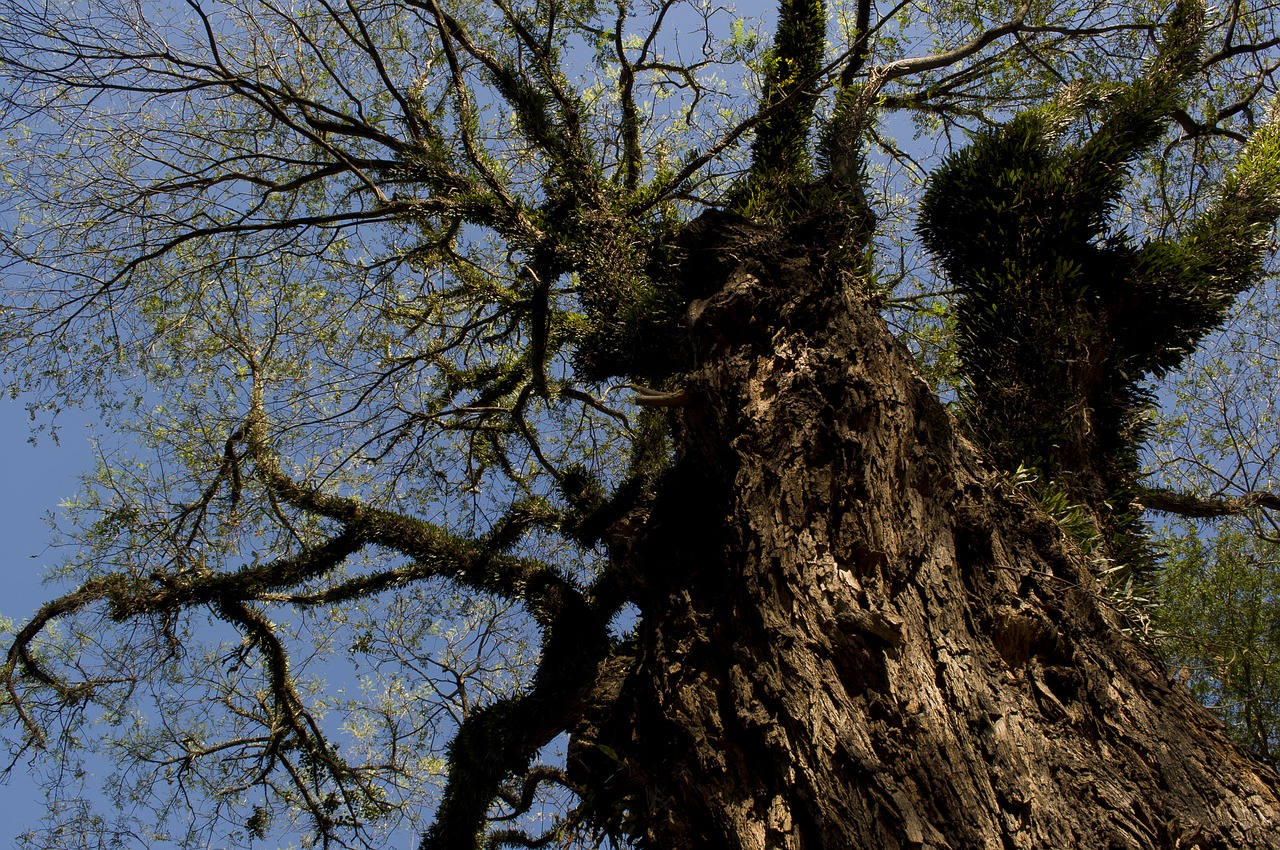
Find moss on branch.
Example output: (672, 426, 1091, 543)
(916, 0, 1280, 569)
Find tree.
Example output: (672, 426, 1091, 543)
(3, 0, 1280, 846)
(1145, 277, 1280, 766)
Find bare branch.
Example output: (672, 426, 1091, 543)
(1140, 487, 1280, 518)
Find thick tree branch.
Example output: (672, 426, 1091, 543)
(614, 4, 643, 190)
(241, 377, 582, 626)
(1139, 487, 1280, 517)
(421, 586, 611, 850)
(1, 527, 364, 747)
(879, 0, 1032, 81)
(838, 0, 874, 88)
(643, 0, 1035, 215)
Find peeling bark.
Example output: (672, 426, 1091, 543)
(569, 215, 1280, 849)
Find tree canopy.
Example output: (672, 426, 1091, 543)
(2, 0, 1280, 847)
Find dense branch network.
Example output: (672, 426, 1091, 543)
(1, 0, 1279, 847)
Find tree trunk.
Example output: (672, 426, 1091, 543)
(568, 214, 1280, 849)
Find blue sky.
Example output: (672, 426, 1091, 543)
(1, 398, 97, 847)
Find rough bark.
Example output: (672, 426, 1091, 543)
(568, 214, 1280, 849)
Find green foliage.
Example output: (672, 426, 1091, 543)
(736, 0, 828, 219)
(918, 0, 1280, 571)
(1154, 522, 1280, 765)
(1143, 247, 1280, 764)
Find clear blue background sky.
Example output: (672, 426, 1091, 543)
(1, 398, 97, 847)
